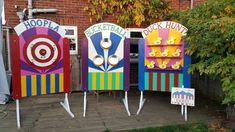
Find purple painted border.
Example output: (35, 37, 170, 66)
(124, 38, 130, 91)
(82, 38, 88, 91)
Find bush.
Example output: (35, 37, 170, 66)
(177, 0, 235, 104)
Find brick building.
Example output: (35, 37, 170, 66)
(3, 0, 206, 91)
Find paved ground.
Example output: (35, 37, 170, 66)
(0, 89, 225, 132)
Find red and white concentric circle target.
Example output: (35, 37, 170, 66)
(23, 35, 61, 70)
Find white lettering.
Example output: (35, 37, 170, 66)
(22, 19, 61, 33)
(84, 23, 127, 38)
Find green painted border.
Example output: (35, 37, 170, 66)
(104, 72, 108, 90)
(179, 74, 183, 87)
(88, 73, 92, 90)
(152, 73, 157, 91)
(120, 72, 124, 90)
(161, 73, 166, 91)
(170, 73, 174, 92)
(112, 73, 116, 90)
(144, 72, 149, 90)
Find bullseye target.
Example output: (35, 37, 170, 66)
(23, 35, 61, 70)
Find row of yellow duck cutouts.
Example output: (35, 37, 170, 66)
(148, 49, 182, 57)
(146, 61, 182, 70)
(151, 36, 178, 45)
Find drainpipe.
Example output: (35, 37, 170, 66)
(190, 0, 194, 9)
(32, 9, 57, 13)
(5, 27, 11, 72)
(28, 0, 33, 19)
(16, 11, 25, 22)
(28, 0, 57, 19)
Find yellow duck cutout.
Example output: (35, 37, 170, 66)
(167, 36, 176, 45)
(171, 61, 181, 70)
(172, 49, 181, 57)
(160, 49, 169, 57)
(149, 49, 157, 57)
(159, 61, 168, 69)
(147, 61, 155, 69)
(153, 37, 162, 45)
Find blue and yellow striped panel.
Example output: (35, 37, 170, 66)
(88, 72, 123, 91)
(21, 73, 64, 97)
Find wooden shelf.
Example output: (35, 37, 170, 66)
(146, 56, 182, 59)
(147, 44, 183, 47)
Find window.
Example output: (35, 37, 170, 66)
(125, 28, 143, 57)
(61, 26, 78, 55)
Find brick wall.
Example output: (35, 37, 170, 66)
(4, 0, 206, 90)
(5, 0, 118, 47)
(5, 0, 206, 45)
(170, 0, 205, 10)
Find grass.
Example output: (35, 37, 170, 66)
(121, 123, 209, 132)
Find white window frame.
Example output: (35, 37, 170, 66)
(125, 28, 144, 39)
(61, 26, 78, 55)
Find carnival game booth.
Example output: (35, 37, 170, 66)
(11, 19, 74, 128)
(137, 21, 191, 114)
(82, 22, 130, 116)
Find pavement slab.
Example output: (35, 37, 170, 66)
(0, 89, 225, 131)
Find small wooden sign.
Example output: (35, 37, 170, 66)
(171, 87, 195, 106)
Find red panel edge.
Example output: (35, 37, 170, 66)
(157, 73, 161, 91)
(149, 72, 153, 91)
(63, 38, 70, 93)
(166, 73, 170, 92)
(174, 73, 179, 87)
(11, 35, 21, 99)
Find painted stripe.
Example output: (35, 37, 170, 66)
(174, 73, 178, 87)
(108, 72, 112, 90)
(165, 28, 182, 65)
(90, 32, 104, 57)
(166, 73, 170, 92)
(138, 39, 145, 91)
(108, 33, 122, 56)
(124, 39, 130, 91)
(161, 73, 166, 91)
(112, 73, 116, 90)
(157, 73, 161, 91)
(120, 72, 123, 90)
(82, 38, 88, 91)
(104, 72, 108, 90)
(152, 72, 157, 91)
(41, 74, 46, 94)
(92, 73, 96, 90)
(21, 76, 26, 97)
(144, 72, 149, 90)
(170, 73, 174, 92)
(11, 35, 21, 99)
(96, 72, 100, 90)
(46, 74, 50, 94)
(55, 74, 59, 93)
(26, 75, 31, 97)
(31, 75, 37, 96)
(87, 72, 124, 91)
(116, 72, 120, 90)
(179, 74, 183, 87)
(50, 74, 55, 93)
(146, 29, 161, 65)
(59, 73, 64, 92)
(63, 38, 71, 93)
(36, 75, 41, 95)
(149, 72, 153, 91)
(100, 72, 104, 90)
(183, 50, 191, 88)
(88, 73, 92, 90)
